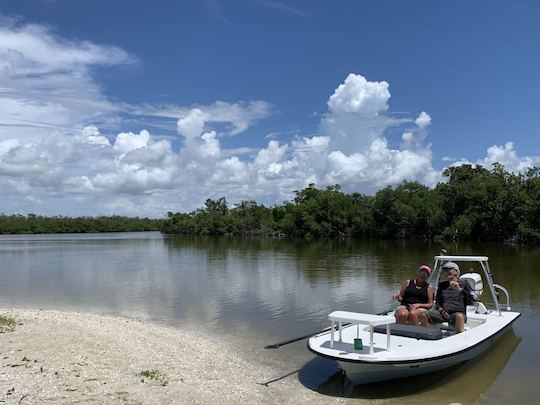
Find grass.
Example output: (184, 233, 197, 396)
(137, 369, 169, 386)
(0, 315, 18, 332)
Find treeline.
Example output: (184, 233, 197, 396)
(0, 215, 164, 234)
(163, 164, 540, 244)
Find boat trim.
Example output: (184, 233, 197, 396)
(307, 314, 520, 365)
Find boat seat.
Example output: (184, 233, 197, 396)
(373, 323, 443, 340)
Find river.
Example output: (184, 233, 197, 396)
(0, 232, 538, 404)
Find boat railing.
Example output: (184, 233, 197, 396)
(493, 284, 511, 311)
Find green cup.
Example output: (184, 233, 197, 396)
(354, 338, 363, 350)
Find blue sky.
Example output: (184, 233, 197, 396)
(0, 0, 538, 216)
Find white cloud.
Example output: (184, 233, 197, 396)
(321, 74, 407, 155)
(444, 142, 538, 173)
(253, 140, 288, 168)
(0, 69, 441, 215)
(0, 18, 130, 75)
(113, 130, 153, 155)
(327, 73, 390, 115)
(402, 111, 431, 150)
(480, 141, 538, 172)
(119, 100, 272, 136)
(325, 138, 437, 189)
(1, 17, 537, 217)
(415, 111, 431, 130)
(0, 18, 132, 144)
(199, 101, 271, 135)
(0, 16, 271, 146)
(177, 109, 206, 139)
(255, 0, 307, 19)
(82, 125, 110, 146)
(319, 75, 439, 190)
(0, 139, 51, 176)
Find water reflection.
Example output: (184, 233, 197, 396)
(0, 233, 539, 403)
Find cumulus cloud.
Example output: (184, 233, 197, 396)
(161, 73, 440, 204)
(402, 111, 431, 149)
(318, 75, 438, 190)
(177, 109, 206, 140)
(415, 111, 431, 129)
(1, 17, 536, 217)
(325, 135, 437, 190)
(481, 142, 537, 172)
(445, 141, 539, 174)
(321, 74, 406, 154)
(327, 73, 390, 115)
(0, 69, 441, 215)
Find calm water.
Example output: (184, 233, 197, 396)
(0, 232, 539, 404)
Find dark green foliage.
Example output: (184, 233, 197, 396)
(372, 182, 445, 239)
(280, 184, 373, 238)
(162, 164, 540, 244)
(438, 164, 538, 242)
(0, 215, 163, 234)
(3, 164, 537, 242)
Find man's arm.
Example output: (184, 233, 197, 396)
(462, 281, 475, 306)
(435, 283, 443, 307)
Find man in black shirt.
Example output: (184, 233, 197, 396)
(427, 262, 474, 333)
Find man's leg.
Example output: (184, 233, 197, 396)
(427, 307, 444, 325)
(451, 313, 465, 333)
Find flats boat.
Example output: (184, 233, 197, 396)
(307, 255, 520, 385)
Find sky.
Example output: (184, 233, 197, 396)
(0, 0, 538, 217)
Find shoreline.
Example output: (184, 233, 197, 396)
(0, 308, 348, 404)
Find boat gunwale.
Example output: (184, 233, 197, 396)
(307, 313, 520, 365)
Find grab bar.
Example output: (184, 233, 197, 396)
(493, 284, 511, 311)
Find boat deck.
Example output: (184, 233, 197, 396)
(308, 308, 520, 364)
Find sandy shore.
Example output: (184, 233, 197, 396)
(0, 308, 353, 404)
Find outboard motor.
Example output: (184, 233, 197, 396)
(460, 273, 483, 297)
(460, 273, 488, 314)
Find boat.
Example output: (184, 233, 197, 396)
(307, 255, 521, 385)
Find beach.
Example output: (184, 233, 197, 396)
(0, 308, 348, 404)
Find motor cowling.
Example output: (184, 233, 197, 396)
(459, 272, 483, 297)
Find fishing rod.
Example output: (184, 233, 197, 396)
(256, 368, 301, 386)
(264, 307, 394, 349)
(264, 324, 349, 349)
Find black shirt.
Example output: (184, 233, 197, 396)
(402, 279, 430, 306)
(436, 279, 474, 314)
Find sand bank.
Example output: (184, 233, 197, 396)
(0, 308, 351, 404)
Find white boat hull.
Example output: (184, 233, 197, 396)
(308, 309, 520, 385)
(338, 324, 509, 384)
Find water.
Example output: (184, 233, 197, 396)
(0, 232, 539, 404)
